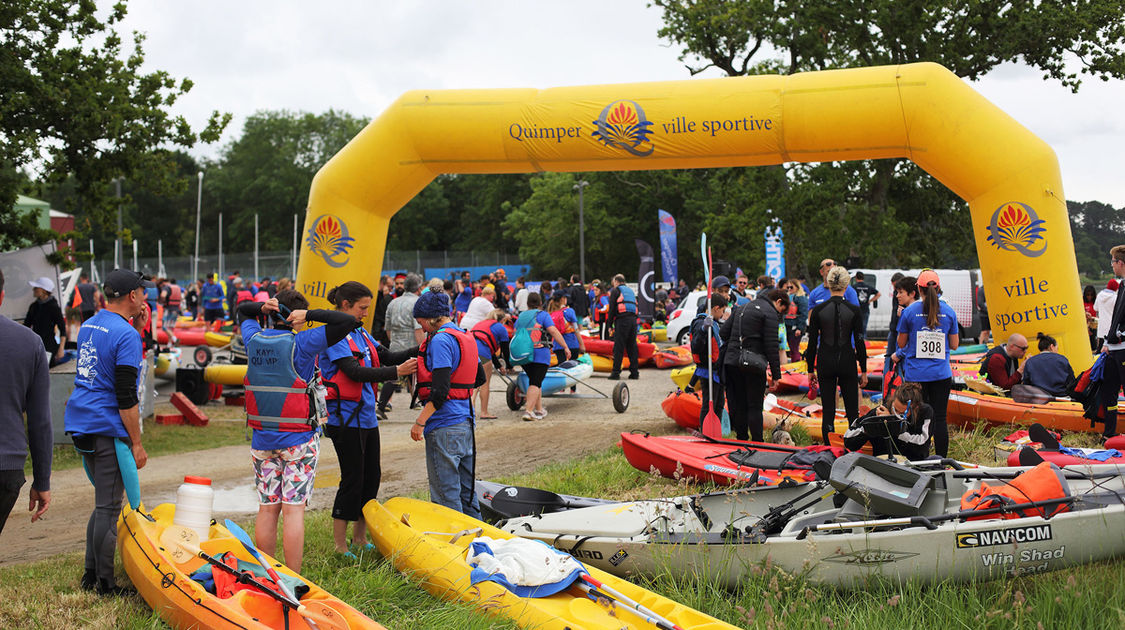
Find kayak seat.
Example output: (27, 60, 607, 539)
(726, 449, 793, 471)
(828, 453, 934, 517)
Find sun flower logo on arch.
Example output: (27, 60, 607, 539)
(592, 100, 655, 157)
(305, 214, 355, 268)
(985, 202, 1047, 258)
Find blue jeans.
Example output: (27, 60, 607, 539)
(423, 421, 481, 519)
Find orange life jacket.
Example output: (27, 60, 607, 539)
(166, 284, 182, 307)
(416, 326, 478, 403)
(323, 329, 381, 402)
(960, 462, 1071, 520)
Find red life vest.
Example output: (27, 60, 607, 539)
(416, 326, 478, 404)
(593, 295, 609, 323)
(167, 284, 182, 307)
(550, 309, 576, 335)
(960, 462, 1070, 520)
(236, 289, 254, 304)
(324, 329, 381, 403)
(254, 290, 269, 303)
(243, 331, 322, 432)
(470, 319, 500, 355)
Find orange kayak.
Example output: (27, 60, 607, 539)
(652, 345, 693, 369)
(947, 390, 1096, 433)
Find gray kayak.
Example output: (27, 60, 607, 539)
(499, 453, 1125, 587)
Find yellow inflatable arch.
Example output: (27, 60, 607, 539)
(299, 62, 1089, 370)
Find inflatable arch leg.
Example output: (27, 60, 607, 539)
(298, 62, 1089, 371)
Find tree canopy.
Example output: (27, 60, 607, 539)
(0, 0, 229, 259)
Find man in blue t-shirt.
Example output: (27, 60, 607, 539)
(409, 289, 485, 518)
(807, 258, 859, 310)
(64, 269, 149, 596)
(200, 273, 226, 322)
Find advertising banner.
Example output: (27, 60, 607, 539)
(658, 209, 677, 285)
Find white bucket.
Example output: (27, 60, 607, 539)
(173, 475, 214, 541)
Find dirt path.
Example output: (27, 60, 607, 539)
(2, 368, 677, 567)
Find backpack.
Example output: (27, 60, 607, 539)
(550, 309, 571, 334)
(689, 314, 719, 365)
(509, 309, 544, 366)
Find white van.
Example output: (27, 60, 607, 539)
(850, 268, 981, 338)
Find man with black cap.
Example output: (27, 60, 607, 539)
(64, 269, 150, 596)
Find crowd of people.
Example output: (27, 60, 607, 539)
(4, 244, 1123, 595)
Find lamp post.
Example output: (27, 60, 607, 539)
(573, 179, 589, 284)
(193, 171, 203, 281)
(114, 177, 123, 268)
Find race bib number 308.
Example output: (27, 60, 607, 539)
(916, 330, 946, 360)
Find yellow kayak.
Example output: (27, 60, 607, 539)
(204, 364, 247, 386)
(363, 497, 739, 630)
(120, 504, 385, 629)
(670, 365, 693, 390)
(205, 331, 233, 347)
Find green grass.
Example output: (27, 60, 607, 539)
(26, 421, 249, 474)
(5, 421, 1124, 629)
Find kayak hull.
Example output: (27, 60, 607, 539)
(204, 364, 247, 386)
(620, 432, 818, 486)
(363, 497, 740, 630)
(583, 338, 656, 363)
(516, 361, 593, 396)
(501, 460, 1125, 587)
(119, 504, 384, 629)
(947, 390, 1097, 433)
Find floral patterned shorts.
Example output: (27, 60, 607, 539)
(251, 435, 319, 505)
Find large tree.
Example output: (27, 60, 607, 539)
(0, 0, 229, 258)
(650, 0, 1125, 272)
(201, 109, 369, 255)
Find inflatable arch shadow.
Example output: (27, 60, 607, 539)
(299, 62, 1089, 370)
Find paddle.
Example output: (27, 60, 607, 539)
(159, 525, 349, 630)
(700, 233, 721, 439)
(796, 494, 1082, 539)
(577, 573, 686, 630)
(224, 519, 330, 630)
(489, 485, 577, 518)
(689, 430, 803, 454)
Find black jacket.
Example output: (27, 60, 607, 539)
(719, 295, 782, 380)
(568, 284, 589, 318)
(1106, 284, 1125, 344)
(805, 296, 866, 373)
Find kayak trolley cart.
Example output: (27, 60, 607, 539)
(505, 364, 629, 413)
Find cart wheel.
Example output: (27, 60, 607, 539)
(506, 381, 525, 410)
(194, 346, 213, 368)
(612, 382, 629, 413)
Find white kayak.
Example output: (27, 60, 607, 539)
(501, 453, 1125, 587)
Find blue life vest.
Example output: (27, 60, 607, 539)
(244, 331, 324, 432)
(616, 286, 637, 314)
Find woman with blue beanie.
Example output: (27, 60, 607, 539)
(410, 288, 485, 517)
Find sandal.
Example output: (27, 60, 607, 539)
(479, 414, 498, 420)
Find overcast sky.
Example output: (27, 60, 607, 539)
(115, 0, 1125, 207)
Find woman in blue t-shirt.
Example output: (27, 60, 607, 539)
(548, 290, 586, 393)
(318, 281, 418, 557)
(469, 309, 511, 420)
(892, 269, 959, 457)
(520, 292, 569, 421)
(237, 290, 354, 572)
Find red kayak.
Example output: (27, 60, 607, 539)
(172, 328, 208, 346)
(620, 432, 841, 486)
(583, 338, 656, 363)
(661, 389, 723, 430)
(652, 346, 693, 369)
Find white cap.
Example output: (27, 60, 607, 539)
(28, 277, 55, 293)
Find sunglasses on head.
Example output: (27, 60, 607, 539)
(821, 262, 834, 268)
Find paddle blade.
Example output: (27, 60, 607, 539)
(160, 524, 202, 564)
(489, 485, 567, 518)
(701, 407, 722, 439)
(224, 518, 256, 550)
